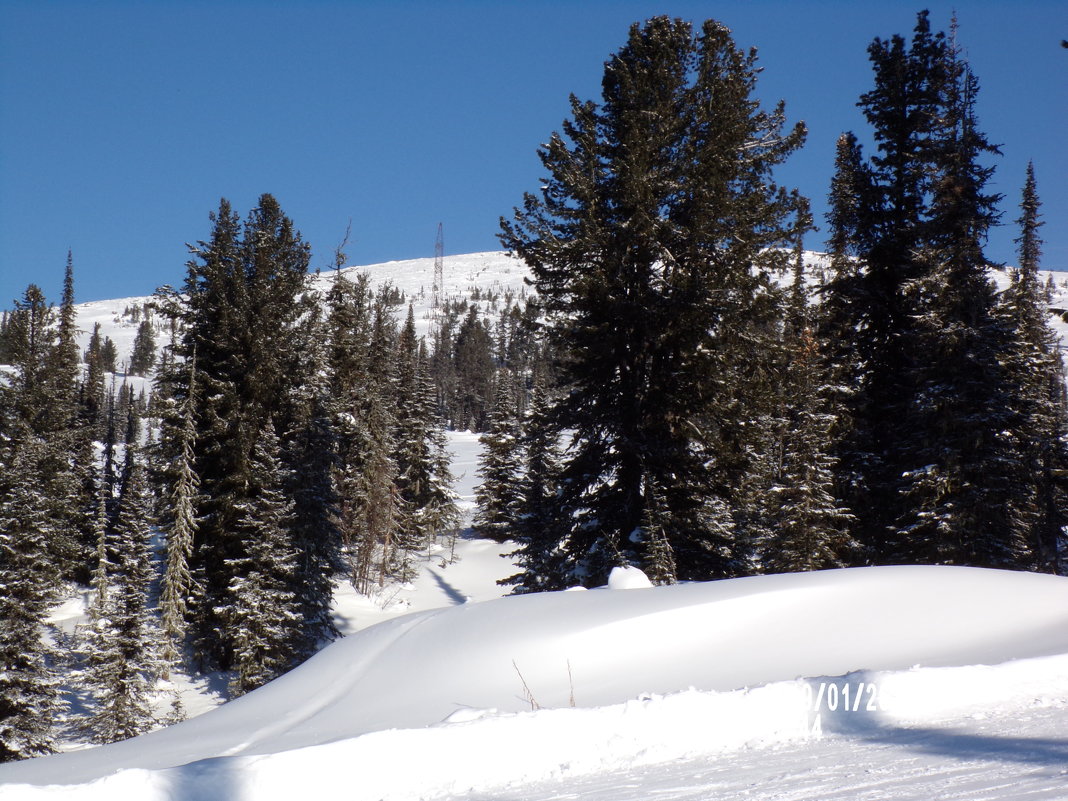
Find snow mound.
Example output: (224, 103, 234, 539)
(4, 565, 1068, 793)
(607, 565, 653, 589)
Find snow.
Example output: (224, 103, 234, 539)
(7, 253, 1068, 799)
(607, 565, 653, 589)
(4, 565, 1068, 799)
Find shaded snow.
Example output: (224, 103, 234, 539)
(4, 565, 1068, 799)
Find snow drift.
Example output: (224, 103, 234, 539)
(3, 564, 1068, 798)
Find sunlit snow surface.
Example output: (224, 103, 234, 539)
(3, 566, 1068, 799)
(6, 254, 1066, 799)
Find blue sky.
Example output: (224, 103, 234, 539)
(1, 0, 1064, 305)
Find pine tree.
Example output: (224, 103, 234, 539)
(81, 413, 160, 743)
(823, 11, 1035, 568)
(500, 17, 805, 585)
(474, 369, 524, 542)
(159, 355, 199, 668)
(100, 337, 118, 373)
(451, 306, 495, 431)
(1000, 164, 1068, 573)
(392, 305, 432, 569)
(129, 317, 157, 377)
(157, 194, 316, 671)
(50, 252, 82, 428)
(224, 421, 302, 696)
(754, 233, 857, 573)
(6, 285, 56, 439)
(502, 380, 571, 593)
(283, 300, 343, 656)
(0, 434, 64, 761)
(889, 33, 1022, 567)
(0, 311, 10, 364)
(362, 298, 411, 584)
(761, 326, 857, 572)
(81, 322, 107, 434)
(823, 12, 952, 561)
(393, 308, 460, 567)
(4, 283, 83, 579)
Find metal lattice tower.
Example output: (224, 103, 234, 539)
(433, 222, 444, 311)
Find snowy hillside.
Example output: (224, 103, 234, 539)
(70, 249, 1068, 378)
(3, 566, 1068, 799)
(6, 252, 1068, 799)
(68, 250, 532, 374)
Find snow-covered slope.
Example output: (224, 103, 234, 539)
(3, 565, 1068, 799)
(70, 249, 1068, 374)
(8, 253, 1066, 799)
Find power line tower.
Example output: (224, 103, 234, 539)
(433, 222, 444, 312)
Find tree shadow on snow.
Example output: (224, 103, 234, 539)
(428, 568, 469, 605)
(806, 670, 1068, 768)
(163, 754, 243, 801)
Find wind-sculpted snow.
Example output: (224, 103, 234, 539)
(3, 565, 1068, 799)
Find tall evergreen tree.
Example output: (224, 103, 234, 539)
(0, 433, 64, 761)
(81, 322, 108, 435)
(283, 300, 343, 655)
(474, 369, 524, 542)
(159, 355, 199, 668)
(823, 12, 952, 561)
(3, 283, 83, 579)
(50, 252, 82, 430)
(501, 380, 570, 593)
(129, 318, 157, 377)
(761, 250, 856, 572)
(224, 421, 302, 697)
(890, 34, 1023, 566)
(451, 306, 495, 431)
(81, 412, 160, 743)
(157, 194, 317, 670)
(393, 307, 460, 568)
(999, 164, 1068, 573)
(823, 12, 1035, 568)
(500, 16, 805, 585)
(99, 337, 118, 373)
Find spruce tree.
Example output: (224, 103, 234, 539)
(393, 308, 460, 567)
(100, 337, 118, 373)
(283, 300, 343, 656)
(474, 369, 524, 542)
(326, 269, 374, 574)
(0, 433, 64, 761)
(50, 252, 82, 430)
(500, 16, 805, 585)
(6, 285, 56, 440)
(824, 11, 1033, 568)
(4, 283, 83, 579)
(81, 413, 160, 743)
(81, 322, 107, 435)
(824, 12, 952, 561)
(1000, 164, 1068, 573)
(224, 421, 302, 696)
(451, 306, 495, 431)
(364, 298, 412, 584)
(159, 355, 199, 668)
(761, 267, 857, 572)
(891, 37, 1022, 566)
(129, 317, 157, 377)
(501, 380, 570, 593)
(157, 194, 318, 671)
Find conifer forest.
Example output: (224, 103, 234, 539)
(1, 12, 1065, 760)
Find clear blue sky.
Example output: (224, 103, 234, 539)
(1, 0, 1064, 305)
